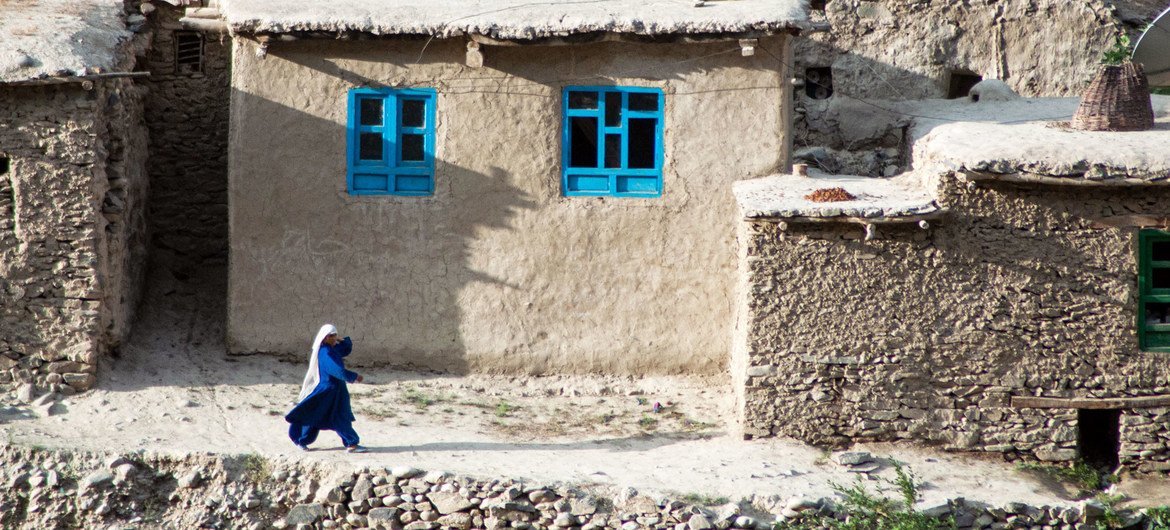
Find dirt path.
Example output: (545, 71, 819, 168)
(0, 268, 1157, 510)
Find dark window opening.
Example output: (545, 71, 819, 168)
(401, 134, 424, 162)
(359, 99, 382, 126)
(174, 32, 204, 74)
(0, 157, 8, 175)
(627, 118, 657, 169)
(358, 133, 382, 161)
(569, 117, 598, 168)
(947, 71, 982, 99)
(401, 99, 425, 127)
(1155, 268, 1170, 290)
(1153, 241, 1170, 262)
(805, 67, 833, 100)
(810, 0, 827, 10)
(568, 91, 599, 110)
(1078, 409, 1121, 471)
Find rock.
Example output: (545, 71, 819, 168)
(835, 452, 873, 466)
(369, 507, 401, 522)
(437, 512, 473, 530)
(15, 383, 34, 403)
(554, 513, 578, 527)
(621, 522, 639, 530)
(178, 471, 202, 489)
(784, 497, 820, 512)
(733, 516, 756, 528)
(529, 489, 556, 504)
(1035, 448, 1077, 462)
(968, 79, 1019, 103)
(688, 514, 714, 530)
(617, 486, 638, 504)
(392, 466, 423, 479)
(286, 503, 327, 525)
(423, 470, 451, 484)
(428, 491, 474, 515)
(353, 475, 374, 502)
(79, 471, 114, 491)
(845, 462, 881, 473)
(569, 496, 598, 516)
(29, 392, 56, 407)
(62, 373, 95, 391)
(112, 463, 137, 485)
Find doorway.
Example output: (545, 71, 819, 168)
(1078, 409, 1121, 471)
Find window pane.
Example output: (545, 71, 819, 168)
(569, 117, 598, 168)
(628, 92, 659, 111)
(402, 99, 425, 127)
(1154, 241, 1170, 262)
(605, 93, 622, 127)
(604, 134, 621, 168)
(627, 118, 657, 169)
(1154, 268, 1170, 289)
(1147, 302, 1170, 324)
(568, 91, 599, 110)
(359, 99, 382, 126)
(401, 134, 425, 161)
(359, 133, 383, 160)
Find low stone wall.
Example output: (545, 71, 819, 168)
(736, 173, 1170, 470)
(0, 79, 149, 395)
(0, 444, 1155, 530)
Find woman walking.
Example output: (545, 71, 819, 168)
(286, 324, 368, 453)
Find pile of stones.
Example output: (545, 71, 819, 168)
(0, 443, 1165, 530)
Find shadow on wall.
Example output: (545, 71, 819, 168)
(227, 81, 536, 374)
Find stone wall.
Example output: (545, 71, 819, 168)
(736, 173, 1170, 470)
(0, 79, 150, 394)
(792, 0, 1164, 175)
(141, 4, 231, 268)
(0, 444, 1153, 530)
(227, 36, 792, 374)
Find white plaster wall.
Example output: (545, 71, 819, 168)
(227, 36, 790, 374)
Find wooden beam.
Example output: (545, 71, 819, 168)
(1011, 395, 1170, 409)
(747, 211, 945, 225)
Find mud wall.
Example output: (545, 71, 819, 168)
(227, 36, 792, 374)
(737, 173, 1170, 471)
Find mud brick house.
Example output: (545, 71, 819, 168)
(213, 0, 808, 373)
(0, 0, 150, 394)
(733, 97, 1170, 472)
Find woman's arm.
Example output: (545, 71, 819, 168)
(319, 346, 360, 383)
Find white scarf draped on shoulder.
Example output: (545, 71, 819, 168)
(297, 324, 336, 404)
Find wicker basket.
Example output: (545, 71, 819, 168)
(1071, 62, 1154, 132)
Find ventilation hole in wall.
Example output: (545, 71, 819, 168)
(805, 67, 833, 100)
(174, 32, 204, 74)
(0, 157, 8, 175)
(810, 0, 827, 10)
(947, 71, 982, 99)
(1078, 409, 1121, 471)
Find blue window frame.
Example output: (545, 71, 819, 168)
(562, 86, 664, 198)
(346, 88, 437, 196)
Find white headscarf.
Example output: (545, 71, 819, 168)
(297, 324, 337, 403)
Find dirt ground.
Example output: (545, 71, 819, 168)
(1, 267, 1167, 510)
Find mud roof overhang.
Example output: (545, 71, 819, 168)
(216, 0, 809, 43)
(0, 0, 133, 85)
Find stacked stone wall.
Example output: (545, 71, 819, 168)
(141, 5, 230, 268)
(0, 80, 149, 395)
(0, 444, 1156, 530)
(737, 173, 1170, 470)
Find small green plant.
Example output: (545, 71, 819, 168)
(680, 492, 731, 506)
(402, 387, 448, 409)
(1102, 34, 1132, 65)
(240, 453, 270, 483)
(495, 401, 517, 418)
(638, 415, 659, 430)
(1015, 461, 1110, 496)
(1093, 492, 1127, 530)
(777, 462, 955, 530)
(1146, 506, 1170, 530)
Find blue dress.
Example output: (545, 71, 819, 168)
(286, 337, 361, 447)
